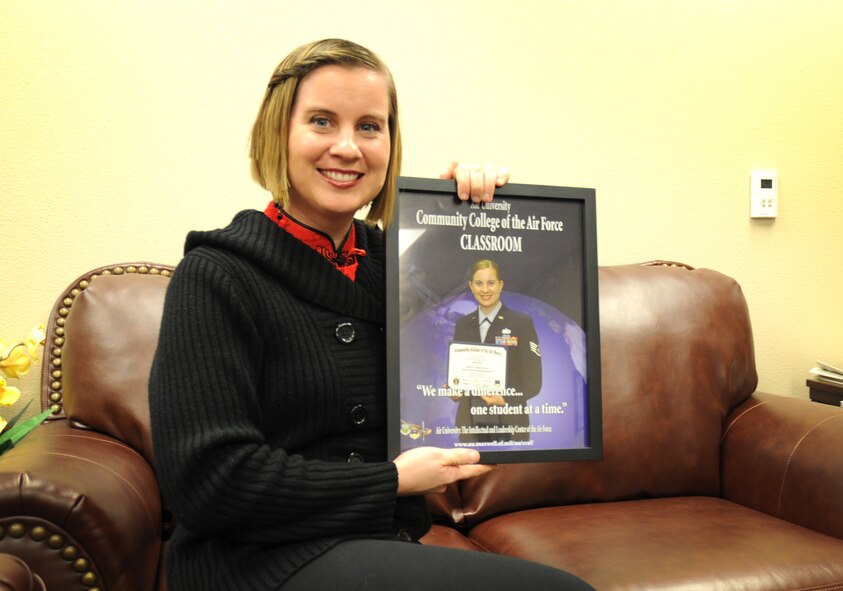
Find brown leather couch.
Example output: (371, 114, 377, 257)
(1, 261, 842, 590)
(0, 553, 45, 590)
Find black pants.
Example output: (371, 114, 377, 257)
(283, 539, 595, 590)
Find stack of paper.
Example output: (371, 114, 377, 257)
(810, 360, 843, 385)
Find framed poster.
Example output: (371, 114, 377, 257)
(386, 177, 602, 463)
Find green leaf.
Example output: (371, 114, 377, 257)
(3, 399, 33, 431)
(0, 407, 54, 455)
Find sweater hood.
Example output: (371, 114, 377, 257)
(184, 210, 385, 323)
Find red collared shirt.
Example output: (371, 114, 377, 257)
(263, 201, 366, 281)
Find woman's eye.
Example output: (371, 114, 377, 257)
(359, 122, 381, 134)
(311, 116, 330, 128)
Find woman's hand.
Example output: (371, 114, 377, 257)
(440, 162, 510, 203)
(393, 446, 494, 496)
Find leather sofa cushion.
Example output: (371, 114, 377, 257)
(466, 497, 843, 590)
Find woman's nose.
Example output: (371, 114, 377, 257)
(329, 129, 362, 159)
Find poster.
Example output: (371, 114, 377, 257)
(386, 177, 602, 463)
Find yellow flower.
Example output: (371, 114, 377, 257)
(24, 324, 46, 362)
(0, 342, 33, 379)
(0, 375, 21, 406)
(0, 325, 43, 379)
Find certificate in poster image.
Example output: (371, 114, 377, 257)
(447, 342, 508, 393)
(386, 177, 603, 464)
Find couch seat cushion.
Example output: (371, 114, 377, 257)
(464, 497, 843, 590)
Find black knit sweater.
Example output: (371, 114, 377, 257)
(149, 210, 430, 590)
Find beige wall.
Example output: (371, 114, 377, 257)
(2, 1, 842, 419)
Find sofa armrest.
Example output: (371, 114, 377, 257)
(722, 391, 843, 540)
(0, 419, 162, 590)
(0, 552, 46, 591)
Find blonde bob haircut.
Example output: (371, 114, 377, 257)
(249, 38, 401, 228)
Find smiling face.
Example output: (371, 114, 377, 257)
(469, 266, 504, 315)
(285, 65, 390, 244)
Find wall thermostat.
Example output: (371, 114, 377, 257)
(750, 171, 778, 218)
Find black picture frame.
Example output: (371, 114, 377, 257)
(386, 177, 602, 463)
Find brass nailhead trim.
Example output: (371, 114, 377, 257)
(9, 523, 25, 538)
(48, 534, 65, 549)
(0, 522, 101, 589)
(47, 264, 172, 415)
(61, 546, 78, 560)
(81, 572, 98, 586)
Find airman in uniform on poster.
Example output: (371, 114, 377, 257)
(451, 259, 542, 443)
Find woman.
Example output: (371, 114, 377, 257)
(149, 38, 593, 590)
(451, 258, 542, 443)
